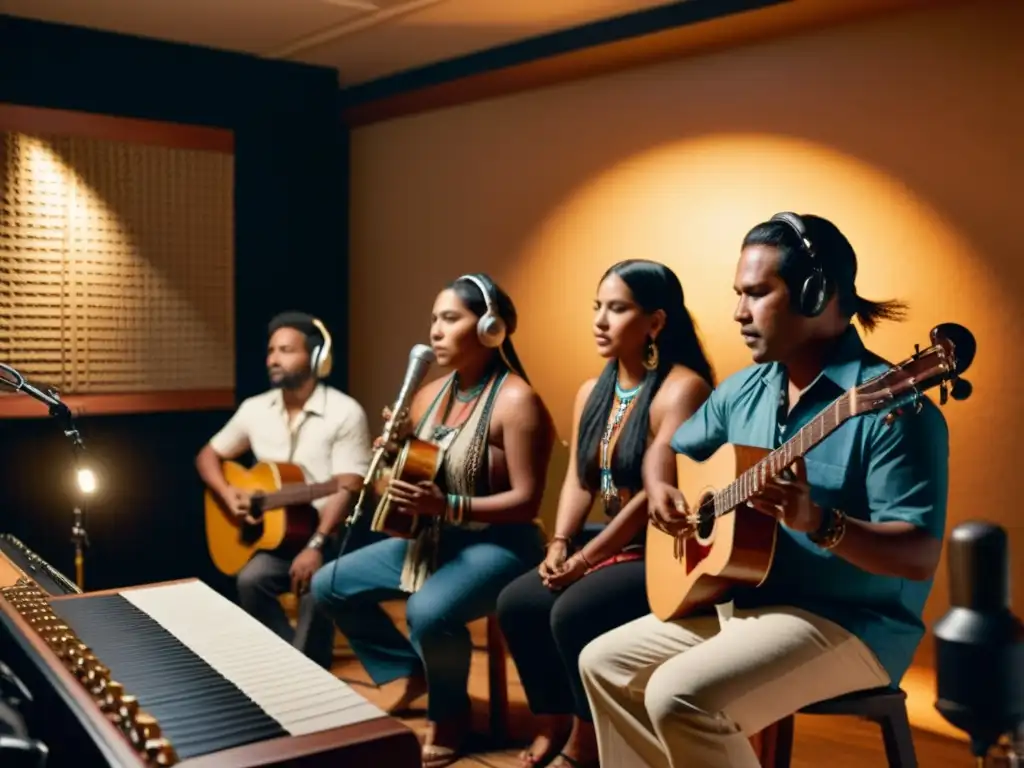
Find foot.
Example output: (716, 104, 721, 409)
(517, 715, 572, 767)
(550, 718, 599, 768)
(421, 715, 468, 768)
(381, 673, 428, 715)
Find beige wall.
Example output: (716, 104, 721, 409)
(348, 0, 1022, 686)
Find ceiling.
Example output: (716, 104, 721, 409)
(0, 0, 685, 86)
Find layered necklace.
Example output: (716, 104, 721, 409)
(599, 379, 643, 514)
(432, 374, 488, 442)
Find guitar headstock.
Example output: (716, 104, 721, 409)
(853, 322, 976, 418)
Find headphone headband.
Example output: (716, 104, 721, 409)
(457, 273, 507, 349)
(310, 316, 333, 379)
(769, 212, 830, 317)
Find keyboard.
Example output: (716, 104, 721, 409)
(0, 534, 80, 596)
(0, 574, 420, 766)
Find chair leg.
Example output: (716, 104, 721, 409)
(486, 615, 509, 746)
(767, 715, 795, 768)
(877, 705, 918, 768)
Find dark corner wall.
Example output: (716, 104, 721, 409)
(0, 14, 350, 598)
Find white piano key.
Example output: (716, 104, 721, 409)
(121, 580, 386, 735)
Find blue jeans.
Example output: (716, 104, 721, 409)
(311, 523, 543, 720)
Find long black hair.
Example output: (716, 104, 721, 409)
(449, 273, 531, 383)
(576, 259, 714, 492)
(742, 214, 908, 332)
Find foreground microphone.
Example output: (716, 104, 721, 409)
(338, 344, 435, 546)
(934, 521, 1024, 760)
(0, 363, 72, 422)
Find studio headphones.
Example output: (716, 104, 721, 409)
(309, 317, 333, 379)
(769, 212, 832, 318)
(457, 274, 507, 348)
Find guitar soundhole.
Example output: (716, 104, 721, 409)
(695, 496, 715, 540)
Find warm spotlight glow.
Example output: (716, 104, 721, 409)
(76, 467, 97, 496)
(505, 132, 1005, 440)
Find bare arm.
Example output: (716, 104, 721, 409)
(196, 407, 251, 501)
(585, 370, 712, 562)
(828, 520, 942, 581)
(462, 380, 556, 525)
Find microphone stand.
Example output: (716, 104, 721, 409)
(0, 364, 91, 590)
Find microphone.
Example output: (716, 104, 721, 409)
(934, 521, 1024, 760)
(0, 363, 72, 422)
(338, 344, 435, 545)
(378, 343, 436, 449)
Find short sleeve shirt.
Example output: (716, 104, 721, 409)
(209, 384, 372, 510)
(669, 326, 950, 684)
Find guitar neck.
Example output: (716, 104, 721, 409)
(713, 391, 853, 517)
(260, 480, 339, 509)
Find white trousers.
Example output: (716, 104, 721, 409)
(579, 605, 890, 767)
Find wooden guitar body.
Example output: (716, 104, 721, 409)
(205, 460, 321, 577)
(369, 437, 444, 539)
(646, 445, 804, 622)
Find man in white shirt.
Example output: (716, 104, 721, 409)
(196, 311, 372, 668)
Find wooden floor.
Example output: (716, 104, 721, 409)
(332, 650, 969, 767)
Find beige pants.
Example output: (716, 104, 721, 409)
(578, 605, 890, 768)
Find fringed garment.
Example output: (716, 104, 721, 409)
(398, 368, 508, 593)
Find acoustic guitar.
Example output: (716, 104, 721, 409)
(646, 322, 976, 622)
(205, 461, 340, 576)
(367, 437, 444, 539)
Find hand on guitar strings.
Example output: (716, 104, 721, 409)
(747, 472, 823, 534)
(388, 479, 447, 518)
(647, 480, 698, 537)
(223, 486, 258, 525)
(289, 548, 323, 596)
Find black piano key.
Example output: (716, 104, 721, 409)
(49, 594, 288, 759)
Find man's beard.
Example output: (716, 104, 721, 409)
(269, 369, 311, 390)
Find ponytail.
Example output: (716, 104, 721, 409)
(852, 294, 909, 333)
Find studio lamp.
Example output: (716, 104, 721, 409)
(71, 465, 96, 590)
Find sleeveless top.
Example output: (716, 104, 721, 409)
(592, 382, 650, 554)
(398, 368, 509, 593)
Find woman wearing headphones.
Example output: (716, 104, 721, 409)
(494, 260, 715, 768)
(311, 273, 555, 768)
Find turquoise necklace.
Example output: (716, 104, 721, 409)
(599, 379, 643, 513)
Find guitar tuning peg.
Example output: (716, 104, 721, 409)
(914, 343, 921, 357)
(950, 377, 973, 401)
(939, 382, 948, 406)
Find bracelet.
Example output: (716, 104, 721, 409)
(549, 534, 571, 547)
(445, 493, 471, 525)
(576, 549, 594, 569)
(808, 508, 847, 550)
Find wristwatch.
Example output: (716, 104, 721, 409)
(808, 508, 847, 550)
(306, 532, 327, 551)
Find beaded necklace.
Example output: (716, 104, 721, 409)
(599, 379, 642, 514)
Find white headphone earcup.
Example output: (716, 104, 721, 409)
(478, 314, 507, 348)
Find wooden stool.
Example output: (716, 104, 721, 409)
(761, 687, 917, 767)
(485, 614, 510, 745)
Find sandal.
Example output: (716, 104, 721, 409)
(550, 753, 599, 768)
(422, 743, 462, 768)
(518, 747, 561, 767)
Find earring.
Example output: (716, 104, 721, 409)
(643, 338, 659, 371)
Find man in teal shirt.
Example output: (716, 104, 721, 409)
(579, 213, 949, 768)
